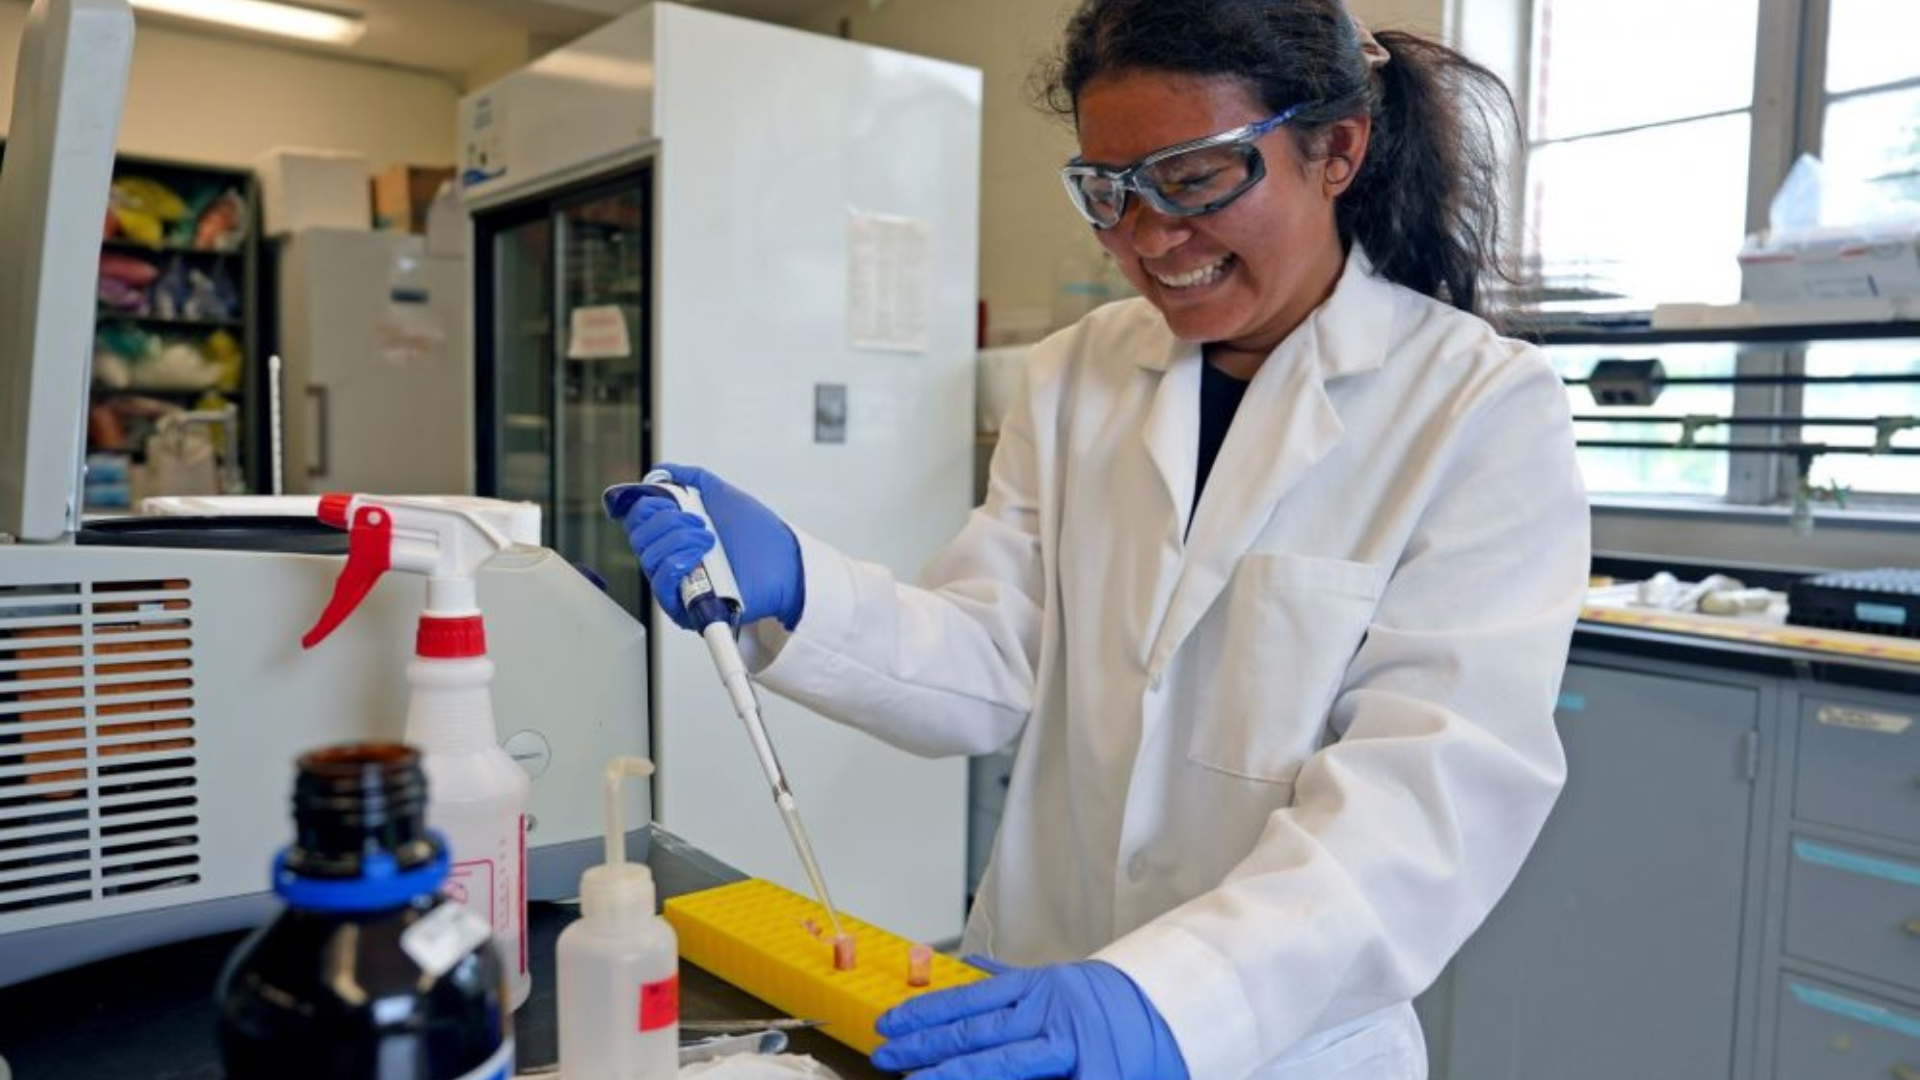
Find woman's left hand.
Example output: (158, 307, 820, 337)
(871, 958, 1188, 1080)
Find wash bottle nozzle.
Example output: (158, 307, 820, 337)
(584, 756, 658, 927)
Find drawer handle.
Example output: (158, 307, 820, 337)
(1795, 841, 1920, 888)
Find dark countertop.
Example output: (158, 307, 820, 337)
(0, 827, 884, 1080)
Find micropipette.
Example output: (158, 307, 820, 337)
(605, 474, 847, 945)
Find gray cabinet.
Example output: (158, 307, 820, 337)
(1424, 643, 1920, 1080)
(1426, 659, 1766, 1080)
(1763, 685, 1920, 1080)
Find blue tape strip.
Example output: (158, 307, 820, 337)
(1788, 982, 1920, 1041)
(1793, 839, 1920, 888)
(1557, 692, 1587, 714)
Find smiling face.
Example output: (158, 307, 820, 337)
(1076, 70, 1360, 361)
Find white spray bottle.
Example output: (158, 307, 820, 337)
(557, 757, 678, 1080)
(302, 492, 534, 1010)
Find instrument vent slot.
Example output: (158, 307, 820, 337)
(0, 579, 202, 915)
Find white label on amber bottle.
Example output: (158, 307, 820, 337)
(402, 901, 492, 979)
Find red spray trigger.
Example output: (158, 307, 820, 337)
(302, 504, 395, 649)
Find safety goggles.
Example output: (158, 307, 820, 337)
(1061, 102, 1314, 230)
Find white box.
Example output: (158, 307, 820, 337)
(1739, 230, 1920, 304)
(251, 146, 370, 235)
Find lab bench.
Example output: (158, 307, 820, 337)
(0, 826, 886, 1080)
(1420, 616, 1920, 1080)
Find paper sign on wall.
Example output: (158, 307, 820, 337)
(848, 211, 930, 354)
(568, 305, 632, 360)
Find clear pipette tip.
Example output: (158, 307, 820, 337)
(776, 791, 845, 943)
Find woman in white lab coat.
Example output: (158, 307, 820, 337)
(611, 1, 1589, 1077)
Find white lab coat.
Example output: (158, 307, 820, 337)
(747, 249, 1589, 1080)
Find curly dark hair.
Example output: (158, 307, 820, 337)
(1037, 0, 1519, 317)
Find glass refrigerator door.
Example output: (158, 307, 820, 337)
(553, 181, 649, 618)
(479, 170, 651, 619)
(490, 215, 554, 514)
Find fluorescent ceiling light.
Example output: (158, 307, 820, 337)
(129, 0, 366, 46)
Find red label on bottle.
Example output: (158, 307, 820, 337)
(639, 974, 679, 1032)
(517, 815, 527, 976)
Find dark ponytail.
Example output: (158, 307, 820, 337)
(1037, 0, 1520, 318)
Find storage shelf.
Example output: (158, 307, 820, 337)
(90, 386, 227, 400)
(1524, 319, 1920, 346)
(101, 239, 244, 257)
(97, 311, 243, 330)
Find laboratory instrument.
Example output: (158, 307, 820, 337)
(217, 742, 512, 1080)
(1788, 567, 1920, 638)
(302, 493, 534, 1009)
(556, 756, 679, 1080)
(608, 474, 844, 945)
(0, 4, 643, 980)
(461, 1, 980, 942)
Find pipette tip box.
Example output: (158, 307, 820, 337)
(663, 878, 985, 1053)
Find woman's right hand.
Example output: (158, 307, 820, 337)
(603, 463, 806, 631)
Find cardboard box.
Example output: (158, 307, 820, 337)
(373, 164, 456, 234)
(1739, 229, 1920, 304)
(253, 147, 370, 235)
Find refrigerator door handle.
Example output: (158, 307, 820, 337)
(306, 383, 330, 479)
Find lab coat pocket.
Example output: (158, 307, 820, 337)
(1187, 552, 1388, 783)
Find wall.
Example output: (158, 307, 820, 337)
(801, 0, 1448, 342)
(0, 4, 458, 172)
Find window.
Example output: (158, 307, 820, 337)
(1524, 0, 1759, 303)
(1503, 0, 1920, 508)
(1819, 0, 1920, 217)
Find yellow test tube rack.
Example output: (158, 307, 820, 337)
(663, 878, 985, 1053)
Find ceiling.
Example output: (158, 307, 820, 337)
(120, 0, 849, 84)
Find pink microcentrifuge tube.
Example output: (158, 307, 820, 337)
(832, 934, 857, 971)
(907, 944, 933, 987)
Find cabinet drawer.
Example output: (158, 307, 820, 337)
(1796, 696, 1920, 845)
(1785, 839, 1920, 993)
(1776, 977, 1920, 1080)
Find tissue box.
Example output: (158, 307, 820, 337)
(253, 147, 371, 235)
(1739, 230, 1920, 304)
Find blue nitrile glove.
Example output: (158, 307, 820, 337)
(872, 958, 1189, 1080)
(603, 463, 805, 631)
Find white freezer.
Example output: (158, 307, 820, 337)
(276, 229, 472, 496)
(461, 3, 982, 943)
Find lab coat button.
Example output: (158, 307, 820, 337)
(1126, 852, 1146, 881)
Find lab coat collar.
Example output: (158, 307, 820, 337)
(1142, 246, 1396, 678)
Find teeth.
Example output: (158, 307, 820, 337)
(1152, 256, 1231, 289)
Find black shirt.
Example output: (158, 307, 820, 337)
(1194, 357, 1251, 516)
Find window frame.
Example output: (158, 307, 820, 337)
(1454, 0, 1920, 520)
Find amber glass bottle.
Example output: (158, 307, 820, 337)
(218, 743, 512, 1079)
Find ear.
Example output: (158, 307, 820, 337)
(1321, 115, 1372, 196)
